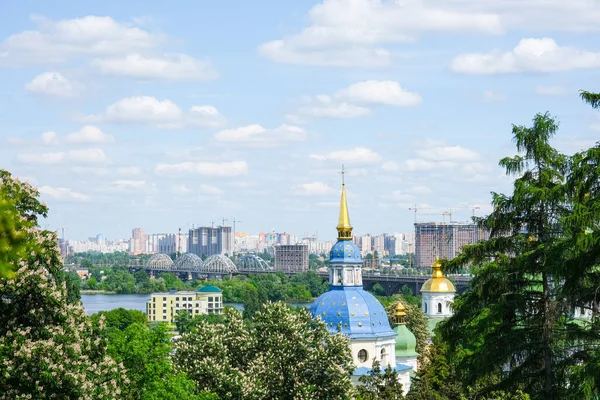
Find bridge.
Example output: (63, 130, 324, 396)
(74, 253, 471, 295)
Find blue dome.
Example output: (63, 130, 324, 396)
(309, 286, 396, 339)
(329, 240, 362, 264)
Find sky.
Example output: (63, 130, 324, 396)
(1, 0, 599, 241)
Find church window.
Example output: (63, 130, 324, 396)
(358, 349, 368, 363)
(380, 348, 387, 365)
(424, 303, 427, 313)
(580, 307, 585, 315)
(438, 303, 442, 313)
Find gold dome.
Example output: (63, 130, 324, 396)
(420, 258, 456, 293)
(394, 301, 407, 325)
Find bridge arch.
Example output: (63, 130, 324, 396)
(203, 254, 238, 274)
(175, 253, 204, 271)
(147, 254, 174, 271)
(237, 254, 271, 271)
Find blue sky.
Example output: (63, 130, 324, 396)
(1, 0, 599, 240)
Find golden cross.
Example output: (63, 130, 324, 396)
(339, 164, 345, 185)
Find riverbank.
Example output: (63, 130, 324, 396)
(81, 290, 117, 294)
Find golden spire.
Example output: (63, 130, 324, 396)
(432, 256, 444, 279)
(336, 165, 352, 240)
(394, 301, 407, 325)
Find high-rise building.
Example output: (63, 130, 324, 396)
(360, 235, 372, 256)
(274, 244, 309, 271)
(129, 228, 148, 255)
(373, 235, 385, 256)
(188, 226, 232, 257)
(414, 222, 490, 268)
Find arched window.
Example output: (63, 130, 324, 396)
(438, 303, 442, 313)
(358, 349, 368, 363)
(580, 307, 586, 316)
(424, 303, 427, 313)
(380, 348, 387, 366)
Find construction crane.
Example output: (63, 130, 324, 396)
(408, 205, 433, 224)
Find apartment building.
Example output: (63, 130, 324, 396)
(146, 286, 223, 323)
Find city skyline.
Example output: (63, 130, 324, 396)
(2, 1, 599, 240)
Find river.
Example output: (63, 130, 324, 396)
(80, 294, 309, 315)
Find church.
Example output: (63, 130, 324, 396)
(309, 177, 456, 394)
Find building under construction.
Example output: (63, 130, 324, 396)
(414, 222, 490, 268)
(274, 244, 309, 272)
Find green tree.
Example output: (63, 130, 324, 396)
(440, 113, 573, 399)
(0, 170, 126, 399)
(106, 322, 205, 399)
(92, 307, 147, 331)
(173, 303, 354, 399)
(56, 269, 82, 304)
(384, 298, 428, 360)
(86, 276, 99, 290)
(355, 360, 405, 400)
(371, 283, 387, 296)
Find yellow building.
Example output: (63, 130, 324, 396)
(146, 285, 223, 322)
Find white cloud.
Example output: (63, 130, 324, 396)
(259, 0, 600, 67)
(39, 186, 89, 201)
(171, 185, 192, 195)
(416, 145, 480, 162)
(0, 15, 161, 65)
(199, 184, 223, 197)
(258, 42, 391, 67)
(41, 131, 59, 145)
(188, 105, 226, 128)
(309, 147, 382, 164)
(83, 96, 225, 129)
(25, 72, 78, 98)
(299, 99, 371, 118)
(535, 85, 567, 96)
(381, 161, 401, 172)
(102, 96, 183, 125)
(259, 0, 502, 67)
(451, 38, 600, 75)
(17, 148, 109, 165)
(117, 166, 142, 176)
(91, 53, 218, 81)
(298, 80, 420, 119)
(336, 80, 422, 106)
(65, 125, 115, 144)
(294, 181, 336, 196)
(155, 161, 248, 177)
(214, 124, 307, 147)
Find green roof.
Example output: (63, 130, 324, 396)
(394, 324, 418, 357)
(427, 317, 444, 336)
(197, 285, 223, 293)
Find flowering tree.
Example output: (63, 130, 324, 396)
(0, 170, 127, 399)
(173, 302, 355, 399)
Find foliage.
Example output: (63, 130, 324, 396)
(55, 269, 82, 304)
(174, 309, 227, 334)
(106, 321, 207, 399)
(0, 169, 127, 399)
(383, 296, 428, 359)
(355, 360, 405, 400)
(372, 283, 387, 296)
(92, 307, 148, 331)
(580, 90, 600, 109)
(438, 111, 598, 400)
(173, 302, 354, 399)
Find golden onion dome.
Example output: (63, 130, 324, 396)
(420, 258, 456, 293)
